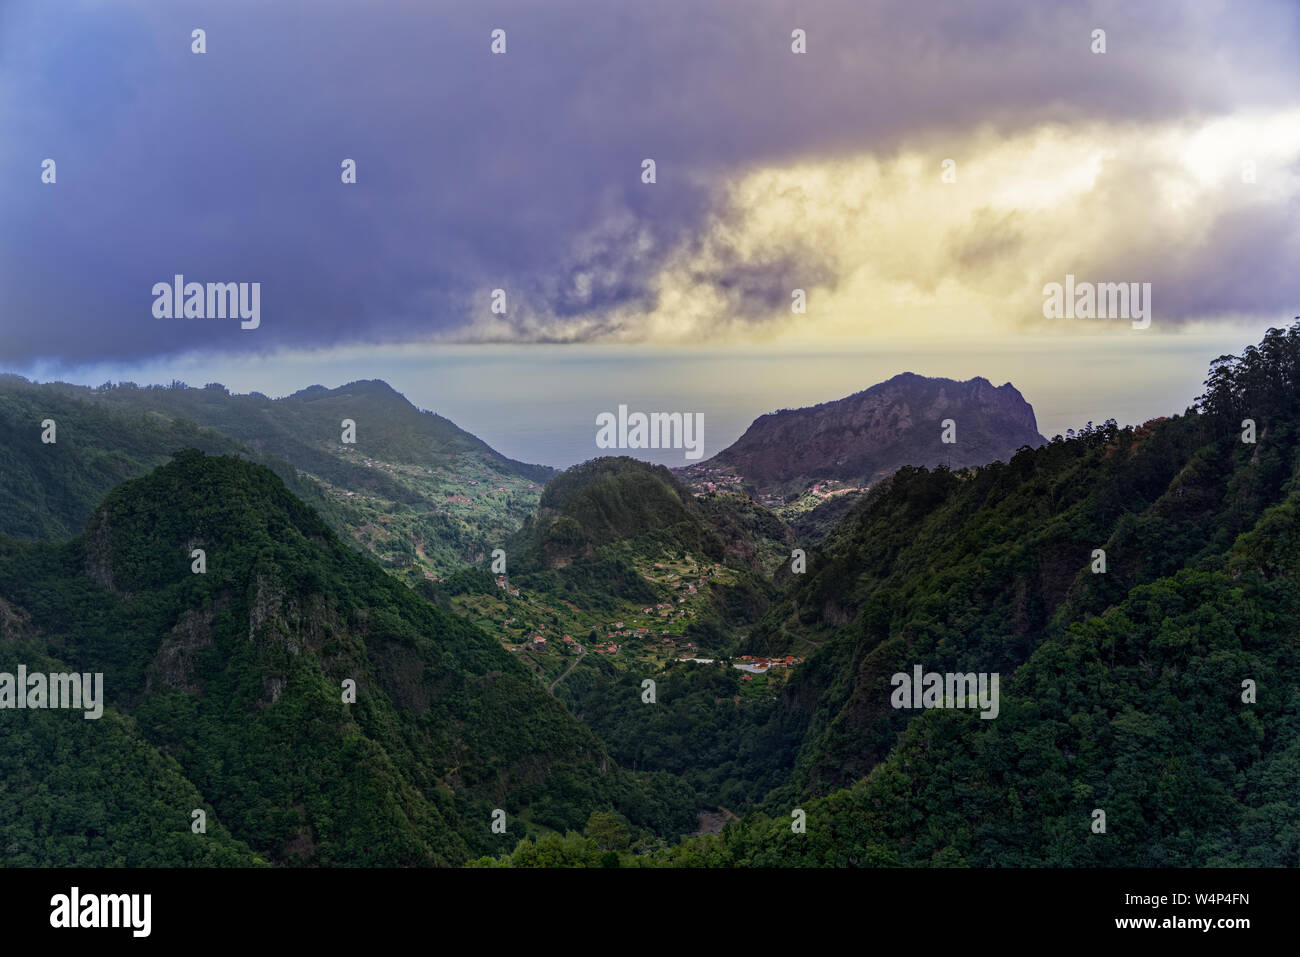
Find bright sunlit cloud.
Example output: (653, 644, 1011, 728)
(453, 109, 1300, 347)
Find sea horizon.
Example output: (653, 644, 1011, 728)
(5, 326, 1277, 469)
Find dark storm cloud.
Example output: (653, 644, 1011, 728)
(1, 0, 1296, 363)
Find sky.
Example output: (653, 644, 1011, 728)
(2, 0, 1298, 465)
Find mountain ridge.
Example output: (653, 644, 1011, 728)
(0, 376, 555, 574)
(682, 371, 1047, 503)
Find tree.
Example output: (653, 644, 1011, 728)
(585, 810, 630, 851)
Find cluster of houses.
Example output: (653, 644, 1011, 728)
(502, 630, 591, 654)
(502, 633, 548, 653)
(498, 620, 718, 667)
(732, 655, 804, 675)
(527, 633, 579, 650)
(486, 559, 733, 668)
(678, 466, 744, 496)
(808, 481, 867, 500)
(640, 599, 692, 621)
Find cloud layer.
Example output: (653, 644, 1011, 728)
(1, 0, 1297, 363)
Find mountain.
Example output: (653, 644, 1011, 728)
(0, 377, 555, 575)
(84, 378, 552, 483)
(712, 325, 1300, 861)
(0, 374, 336, 541)
(484, 322, 1300, 868)
(0, 451, 695, 866)
(8, 324, 1300, 869)
(506, 456, 792, 616)
(488, 457, 800, 811)
(515, 457, 790, 568)
(681, 373, 1047, 503)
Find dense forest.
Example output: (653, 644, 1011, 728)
(3, 324, 1299, 867)
(0, 452, 693, 865)
(479, 322, 1300, 866)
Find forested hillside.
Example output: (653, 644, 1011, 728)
(755, 325, 1300, 804)
(480, 323, 1300, 867)
(647, 484, 1300, 866)
(0, 377, 552, 574)
(6, 326, 1300, 868)
(508, 456, 790, 617)
(0, 451, 694, 866)
(0, 375, 336, 540)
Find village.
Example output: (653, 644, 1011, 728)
(447, 553, 806, 693)
(316, 447, 812, 696)
(679, 464, 868, 517)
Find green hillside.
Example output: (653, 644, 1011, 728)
(509, 456, 790, 610)
(648, 486, 1300, 866)
(0, 451, 694, 866)
(484, 457, 802, 813)
(7, 325, 1300, 869)
(481, 322, 1300, 867)
(0, 628, 265, 867)
(80, 378, 552, 483)
(0, 375, 335, 540)
(0, 377, 554, 575)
